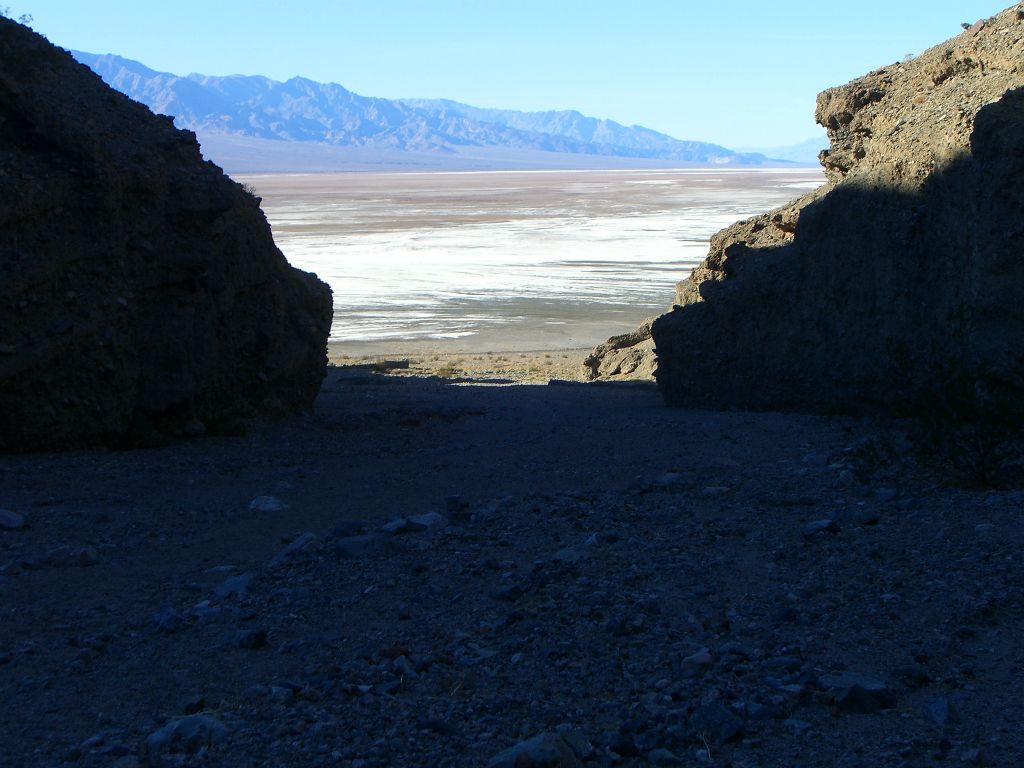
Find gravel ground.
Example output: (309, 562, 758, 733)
(1, 366, 1021, 767)
(327, 349, 592, 384)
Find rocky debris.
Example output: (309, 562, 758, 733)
(924, 696, 955, 727)
(407, 511, 447, 530)
(583, 319, 657, 381)
(380, 512, 448, 534)
(43, 544, 99, 567)
(333, 533, 401, 559)
(802, 518, 840, 538)
(651, 5, 1024, 417)
(145, 714, 230, 756)
(689, 702, 744, 744)
(0, 17, 332, 452)
(818, 672, 895, 714)
(7, 464, 1022, 767)
(2, 359, 1023, 767)
(234, 628, 269, 650)
(445, 494, 471, 520)
(248, 496, 287, 513)
(646, 747, 684, 766)
(268, 532, 319, 566)
(214, 572, 254, 598)
(380, 516, 412, 534)
(487, 731, 583, 768)
(151, 607, 183, 634)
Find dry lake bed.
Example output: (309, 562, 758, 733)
(241, 168, 824, 358)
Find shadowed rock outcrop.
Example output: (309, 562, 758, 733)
(0, 18, 332, 451)
(648, 5, 1024, 416)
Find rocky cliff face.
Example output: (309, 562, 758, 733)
(0, 18, 333, 450)
(636, 5, 1024, 417)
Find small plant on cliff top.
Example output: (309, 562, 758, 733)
(0, 7, 34, 24)
(239, 182, 261, 201)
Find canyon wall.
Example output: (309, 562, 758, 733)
(601, 5, 1024, 418)
(0, 18, 333, 450)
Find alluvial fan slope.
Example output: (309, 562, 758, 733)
(0, 18, 332, 451)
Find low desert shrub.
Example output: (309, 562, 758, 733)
(0, 8, 34, 24)
(435, 363, 461, 379)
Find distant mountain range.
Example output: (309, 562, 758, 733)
(71, 51, 812, 172)
(737, 137, 828, 165)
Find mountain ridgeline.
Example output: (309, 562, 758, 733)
(72, 51, 775, 168)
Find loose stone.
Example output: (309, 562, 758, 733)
(0, 509, 25, 530)
(487, 731, 582, 768)
(234, 629, 269, 650)
(269, 532, 319, 566)
(802, 519, 839, 538)
(818, 672, 894, 713)
(924, 696, 953, 726)
(215, 572, 254, 598)
(380, 517, 410, 534)
(690, 702, 744, 744)
(248, 496, 287, 513)
(406, 512, 447, 530)
(45, 546, 99, 567)
(145, 715, 229, 755)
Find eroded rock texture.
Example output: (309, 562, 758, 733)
(583, 319, 657, 380)
(652, 5, 1024, 416)
(0, 19, 333, 450)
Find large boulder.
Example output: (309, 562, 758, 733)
(582, 319, 657, 380)
(0, 18, 332, 450)
(653, 5, 1024, 417)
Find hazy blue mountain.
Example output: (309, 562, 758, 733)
(736, 136, 828, 165)
(73, 51, 777, 167)
(400, 98, 750, 161)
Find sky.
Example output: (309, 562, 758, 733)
(10, 0, 1013, 148)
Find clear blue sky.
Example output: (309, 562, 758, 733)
(13, 0, 1011, 147)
